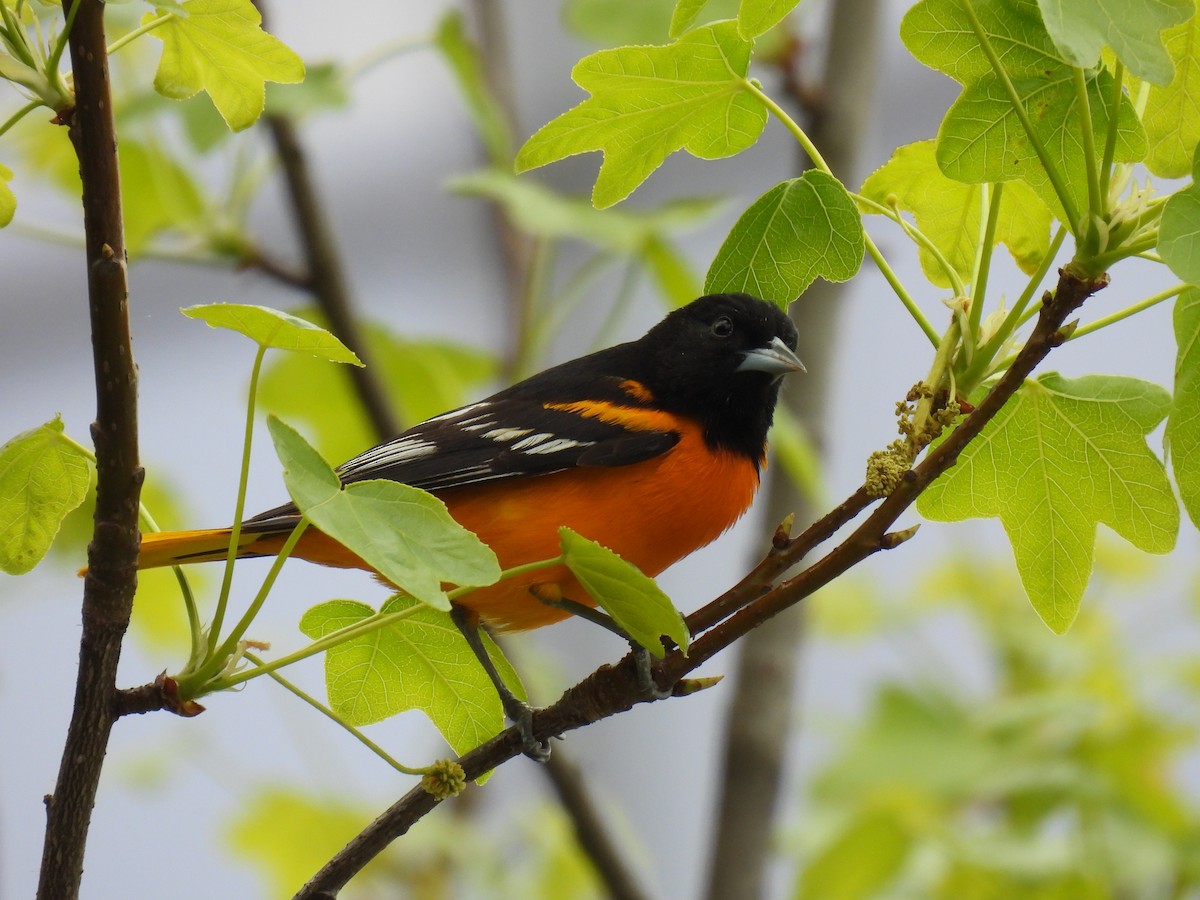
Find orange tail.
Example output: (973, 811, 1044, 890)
(137, 528, 264, 570)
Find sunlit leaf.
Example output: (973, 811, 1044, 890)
(0, 161, 14, 227)
(1158, 145, 1200, 283)
(226, 788, 384, 897)
(181, 303, 362, 364)
(737, 0, 802, 39)
(1166, 288, 1200, 529)
(1126, 12, 1200, 177)
(859, 140, 1052, 288)
(797, 807, 911, 900)
(705, 172, 864, 304)
(269, 418, 500, 610)
(559, 527, 689, 656)
(299, 596, 524, 755)
(0, 417, 90, 575)
(145, 0, 304, 131)
(516, 21, 764, 207)
(917, 374, 1179, 633)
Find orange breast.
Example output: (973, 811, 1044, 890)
(438, 423, 760, 631)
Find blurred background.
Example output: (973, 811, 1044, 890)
(2, 1, 1198, 897)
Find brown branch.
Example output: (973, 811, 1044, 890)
(704, 3, 884, 893)
(293, 266, 1107, 897)
(37, 4, 141, 898)
(252, 1, 400, 441)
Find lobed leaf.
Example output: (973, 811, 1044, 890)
(299, 596, 524, 755)
(515, 21, 765, 208)
(1126, 12, 1200, 178)
(181, 303, 362, 364)
(1036, 0, 1192, 85)
(917, 374, 1179, 633)
(705, 172, 864, 305)
(1166, 288, 1200, 528)
(0, 161, 13, 227)
(269, 418, 500, 611)
(936, 68, 1146, 220)
(559, 527, 689, 656)
(145, 0, 304, 132)
(737, 0, 803, 39)
(1158, 145, 1200, 283)
(0, 417, 91, 575)
(859, 140, 1052, 288)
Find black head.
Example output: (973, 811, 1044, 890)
(631, 293, 803, 460)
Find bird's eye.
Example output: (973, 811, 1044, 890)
(711, 315, 734, 338)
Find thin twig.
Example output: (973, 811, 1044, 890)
(253, 0, 401, 441)
(38, 3, 141, 898)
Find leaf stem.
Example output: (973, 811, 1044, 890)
(1068, 283, 1185, 340)
(1099, 61, 1123, 201)
(958, 0, 1081, 232)
(745, 79, 939, 347)
(970, 183, 1002, 340)
(104, 12, 172, 56)
(245, 651, 430, 776)
(959, 225, 1067, 387)
(210, 556, 564, 691)
(46, 0, 81, 89)
(854, 192, 967, 297)
(1073, 65, 1103, 238)
(208, 343, 268, 655)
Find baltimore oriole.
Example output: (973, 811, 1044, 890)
(138, 293, 803, 750)
(139, 292, 803, 626)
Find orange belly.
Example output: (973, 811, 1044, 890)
(292, 427, 760, 631)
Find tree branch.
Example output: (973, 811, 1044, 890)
(253, 0, 400, 441)
(293, 266, 1107, 897)
(37, 3, 141, 898)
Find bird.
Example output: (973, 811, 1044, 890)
(138, 292, 804, 752)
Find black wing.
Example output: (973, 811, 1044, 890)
(244, 371, 678, 530)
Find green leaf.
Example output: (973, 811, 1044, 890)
(1166, 288, 1200, 528)
(917, 374, 1179, 633)
(299, 596, 524, 754)
(936, 68, 1146, 220)
(259, 312, 497, 463)
(859, 140, 1052, 288)
(268, 418, 500, 611)
(901, 0, 1064, 85)
(181, 303, 362, 364)
(559, 527, 689, 656)
(226, 788, 382, 897)
(1036, 0, 1192, 85)
(0, 161, 14, 227)
(1158, 145, 1200, 283)
(145, 0, 304, 132)
(737, 0, 802, 39)
(704, 172, 865, 304)
(434, 11, 512, 164)
(669, 0, 711, 38)
(1127, 12, 1200, 177)
(0, 417, 91, 575)
(515, 21, 765, 208)
(565, 0, 679, 45)
(264, 62, 348, 119)
(119, 140, 206, 256)
(797, 808, 911, 900)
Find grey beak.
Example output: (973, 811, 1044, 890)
(737, 336, 807, 377)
